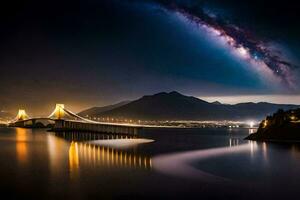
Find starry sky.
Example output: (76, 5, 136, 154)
(1, 0, 300, 114)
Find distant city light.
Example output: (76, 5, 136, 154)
(249, 121, 254, 128)
(290, 115, 297, 121)
(263, 120, 268, 128)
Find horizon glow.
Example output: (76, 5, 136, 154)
(200, 95, 300, 105)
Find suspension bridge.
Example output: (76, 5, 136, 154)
(8, 104, 142, 135)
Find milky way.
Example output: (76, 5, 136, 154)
(153, 1, 298, 89)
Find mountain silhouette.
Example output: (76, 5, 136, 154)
(80, 91, 299, 120)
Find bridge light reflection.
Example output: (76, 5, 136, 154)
(16, 128, 28, 164)
(69, 141, 79, 179)
(71, 142, 152, 170)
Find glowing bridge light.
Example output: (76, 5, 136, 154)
(17, 109, 28, 121)
(263, 120, 268, 128)
(54, 104, 65, 119)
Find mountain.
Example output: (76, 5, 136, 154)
(84, 91, 299, 121)
(78, 101, 130, 117)
(212, 101, 222, 105)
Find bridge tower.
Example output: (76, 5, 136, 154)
(53, 104, 65, 119)
(17, 109, 28, 121)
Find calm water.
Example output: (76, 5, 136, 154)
(1, 127, 300, 199)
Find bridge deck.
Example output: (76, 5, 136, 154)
(53, 120, 142, 135)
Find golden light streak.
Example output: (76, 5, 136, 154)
(69, 142, 79, 174)
(17, 109, 28, 121)
(263, 120, 268, 128)
(54, 104, 65, 119)
(16, 128, 28, 164)
(69, 142, 152, 169)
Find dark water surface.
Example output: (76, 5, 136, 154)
(0, 127, 300, 199)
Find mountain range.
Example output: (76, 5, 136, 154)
(78, 91, 299, 121)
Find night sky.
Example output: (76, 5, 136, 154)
(1, 0, 300, 114)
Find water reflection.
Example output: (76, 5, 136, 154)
(3, 127, 300, 199)
(249, 140, 258, 158)
(45, 132, 154, 180)
(248, 141, 268, 164)
(229, 138, 240, 147)
(49, 132, 152, 179)
(69, 142, 79, 177)
(262, 142, 268, 163)
(291, 145, 300, 159)
(248, 128, 257, 134)
(16, 128, 28, 164)
(74, 142, 152, 169)
(53, 132, 152, 172)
